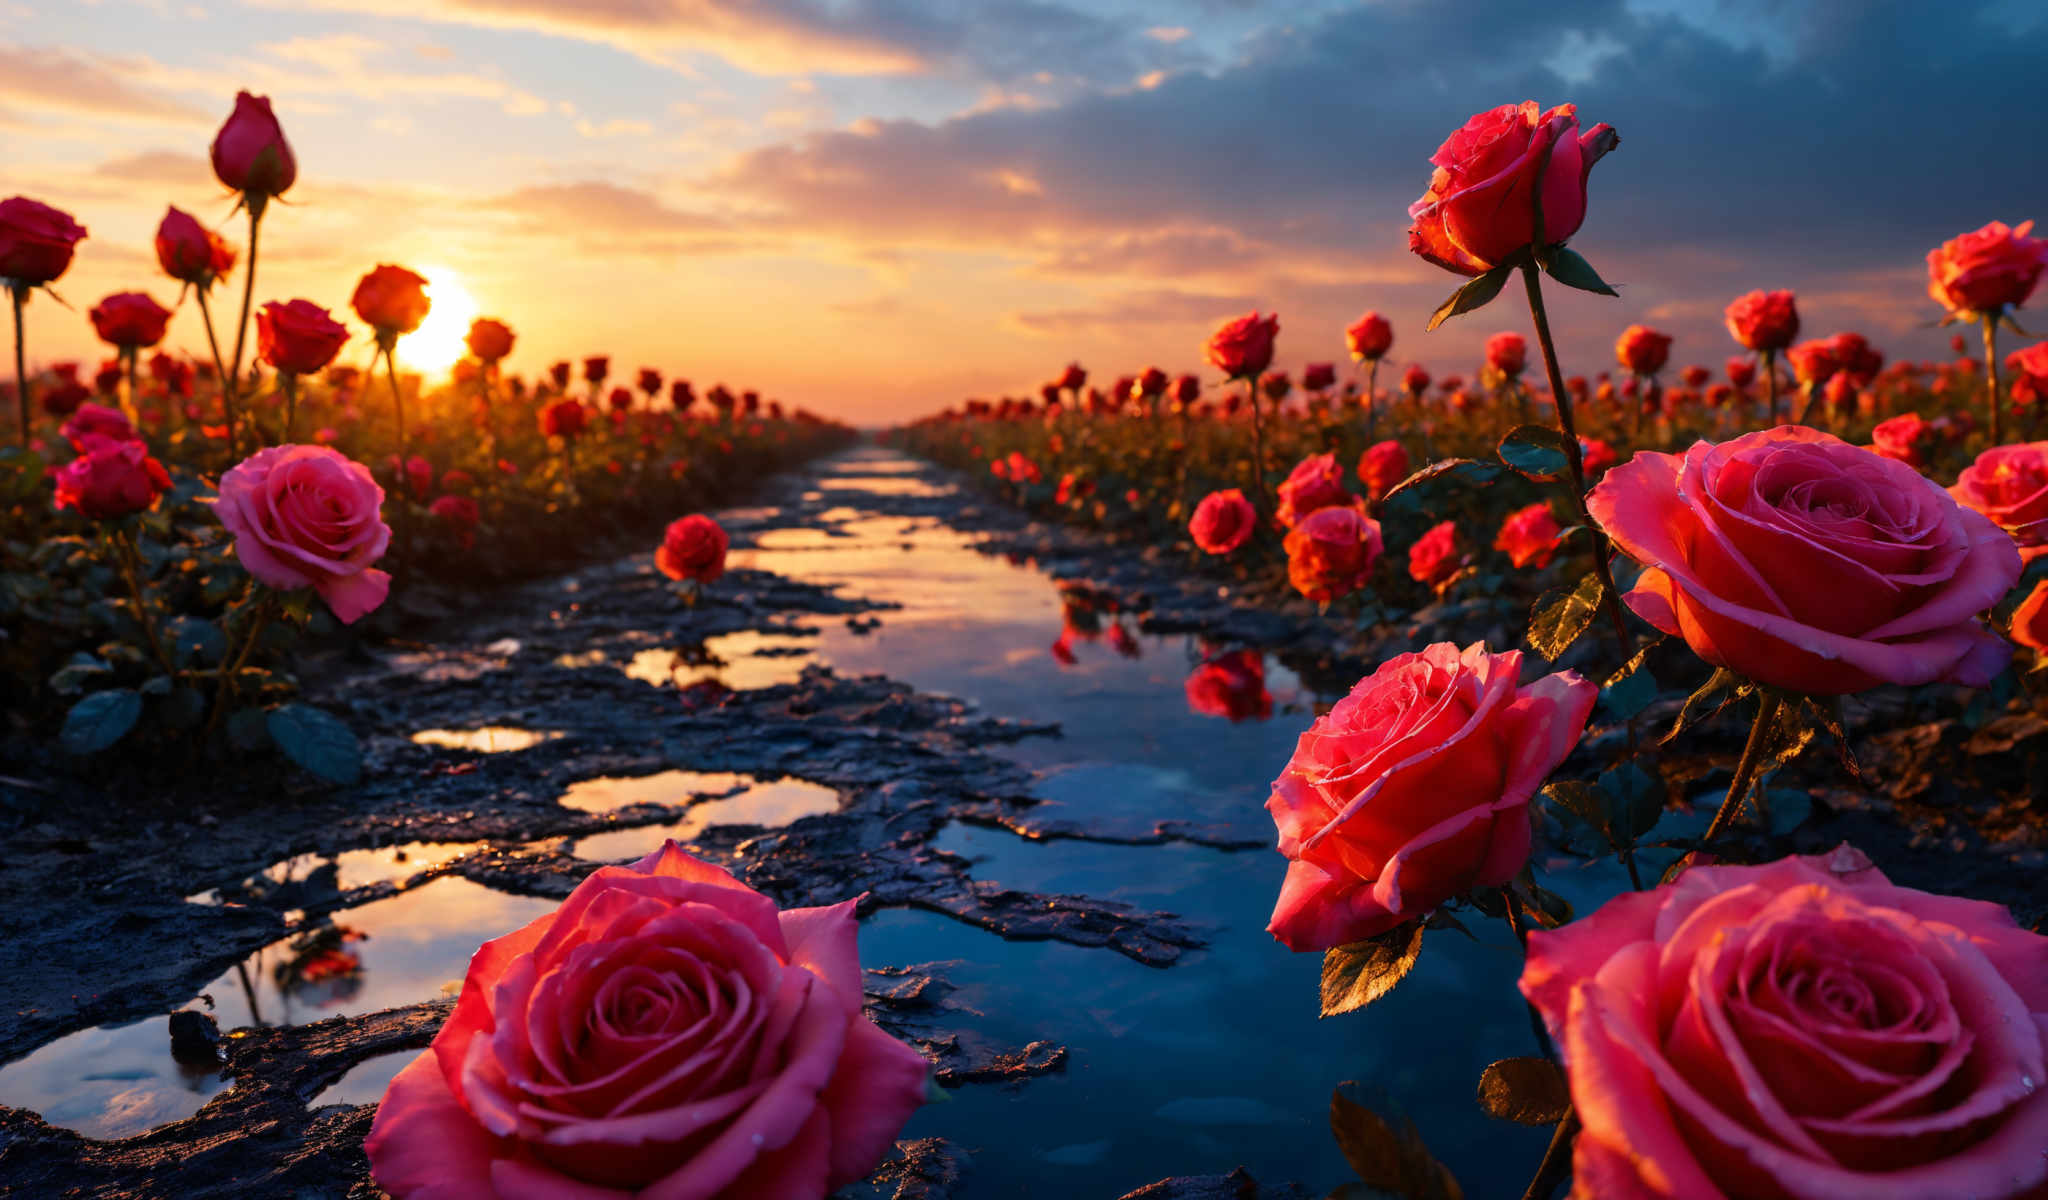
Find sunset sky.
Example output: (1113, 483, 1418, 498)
(6, 0, 2045, 425)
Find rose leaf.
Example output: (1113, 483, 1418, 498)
(1541, 247, 1620, 297)
(1425, 261, 1516, 332)
(1526, 574, 1604, 661)
(60, 687, 143, 756)
(1476, 1057, 1571, 1126)
(1321, 921, 1425, 1018)
(1496, 424, 1570, 482)
(1329, 1083, 1464, 1200)
(267, 702, 364, 785)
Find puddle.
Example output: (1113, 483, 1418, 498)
(569, 778, 841, 860)
(410, 726, 561, 753)
(0, 1017, 232, 1139)
(556, 769, 755, 813)
(312, 1049, 415, 1108)
(187, 840, 487, 906)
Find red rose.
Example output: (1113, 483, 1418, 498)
(88, 292, 172, 350)
(1133, 365, 1168, 398)
(0, 196, 88, 285)
(1346, 311, 1392, 361)
(671, 380, 695, 411)
(1188, 487, 1256, 555)
(2013, 579, 2048, 651)
(53, 438, 171, 519)
(1260, 370, 1291, 402)
(1356, 439, 1411, 500)
(1184, 649, 1272, 721)
(465, 318, 514, 364)
(1268, 642, 1595, 950)
(40, 383, 89, 417)
(1406, 519, 1464, 590)
(1494, 501, 1562, 569)
(1722, 288, 1799, 352)
(1725, 356, 1756, 389)
(1172, 373, 1200, 407)
(1950, 441, 2048, 562)
(583, 355, 609, 384)
(1485, 331, 1527, 377)
(1274, 452, 1349, 529)
(61, 402, 135, 450)
(1204, 311, 1279, 380)
(1056, 362, 1086, 391)
(2012, 342, 2048, 407)
(1593, 426, 2020, 693)
(1302, 362, 1337, 392)
(1521, 846, 2048, 1200)
(1615, 324, 1672, 376)
(351, 265, 431, 336)
(548, 361, 571, 389)
(1577, 437, 1617, 477)
(257, 299, 349, 376)
(429, 494, 479, 547)
(1830, 330, 1884, 384)
(540, 398, 587, 439)
(1785, 339, 1840, 387)
(1869, 413, 1933, 466)
(1927, 219, 2048, 316)
(1401, 363, 1430, 395)
(1679, 364, 1710, 389)
(1407, 101, 1618, 275)
(1283, 503, 1381, 604)
(657, 514, 728, 584)
(154, 206, 235, 286)
(607, 386, 634, 412)
(211, 91, 296, 196)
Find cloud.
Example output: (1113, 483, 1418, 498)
(0, 44, 212, 125)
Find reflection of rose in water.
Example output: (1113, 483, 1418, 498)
(274, 924, 366, 1009)
(1185, 649, 1274, 722)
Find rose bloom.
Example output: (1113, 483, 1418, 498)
(1831, 331, 1884, 384)
(608, 386, 634, 413)
(466, 318, 515, 364)
(1204, 311, 1280, 380)
(1495, 501, 1562, 569)
(0, 196, 88, 285)
(40, 382, 89, 417)
(1485, 331, 1528, 378)
(1616, 324, 1673, 376)
(1003, 452, 1041, 485)
(1521, 846, 2048, 1200)
(1407, 101, 1618, 275)
(1189, 488, 1256, 555)
(1679, 364, 1711, 390)
(256, 299, 349, 376)
(2010, 579, 2048, 652)
(430, 494, 480, 548)
(1402, 364, 1431, 396)
(1346, 311, 1393, 361)
(1171, 373, 1201, 408)
(637, 367, 663, 396)
(1185, 649, 1273, 722)
(584, 355, 610, 385)
(211, 91, 295, 196)
(1926, 218, 2048, 316)
(1824, 372, 1859, 414)
(2011, 342, 2048, 407)
(548, 361, 572, 390)
(352, 265, 431, 336)
(1592, 426, 2020, 694)
(1057, 362, 1087, 392)
(153, 206, 235, 286)
(365, 842, 929, 1200)
(1723, 288, 1800, 352)
(1869, 413, 1933, 467)
(1267, 642, 1595, 950)
(1283, 504, 1382, 605)
(89, 292, 172, 350)
(1294, 363, 1332, 394)
(1578, 436, 1618, 477)
(61, 402, 137, 450)
(1407, 519, 1463, 590)
(215, 445, 392, 625)
(53, 438, 171, 520)
(1356, 439, 1412, 501)
(1786, 340, 1841, 387)
(1949, 441, 2048, 562)
(672, 380, 696, 411)
(540, 398, 588, 440)
(657, 514, 729, 584)
(1726, 356, 1757, 389)
(1275, 452, 1350, 529)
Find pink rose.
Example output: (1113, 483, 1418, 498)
(366, 842, 930, 1199)
(1407, 519, 1463, 589)
(1189, 487, 1256, 555)
(1950, 441, 2048, 562)
(215, 444, 392, 624)
(1274, 452, 1349, 529)
(1927, 219, 2048, 316)
(1592, 426, 2020, 694)
(1407, 101, 1618, 276)
(1346, 311, 1393, 361)
(1723, 289, 1800, 353)
(656, 514, 728, 584)
(1283, 503, 1381, 604)
(1185, 649, 1272, 721)
(1267, 642, 1595, 950)
(53, 438, 171, 519)
(1204, 311, 1279, 380)
(1356, 439, 1411, 500)
(1521, 846, 2048, 1199)
(1494, 501, 1562, 569)
(60, 402, 137, 451)
(0, 195, 88, 285)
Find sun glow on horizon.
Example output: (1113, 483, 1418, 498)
(395, 266, 479, 375)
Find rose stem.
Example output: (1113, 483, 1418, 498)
(383, 344, 412, 556)
(1518, 260, 1636, 664)
(1696, 690, 1784, 854)
(123, 347, 139, 429)
(1364, 358, 1379, 445)
(1245, 375, 1268, 515)
(1982, 312, 2003, 445)
(225, 199, 265, 461)
(204, 588, 275, 746)
(280, 371, 297, 442)
(1520, 1110, 1580, 1200)
(11, 284, 29, 444)
(1762, 349, 1778, 424)
(193, 286, 234, 457)
(1500, 888, 1559, 1062)
(116, 527, 176, 678)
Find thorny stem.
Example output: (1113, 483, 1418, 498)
(11, 284, 30, 444)
(225, 201, 265, 460)
(204, 589, 276, 747)
(1697, 690, 1785, 852)
(1762, 349, 1779, 425)
(115, 527, 176, 678)
(1982, 312, 2003, 445)
(194, 287, 233, 455)
(1244, 375, 1268, 513)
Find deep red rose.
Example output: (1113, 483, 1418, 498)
(1302, 362, 1337, 392)
(257, 299, 349, 375)
(0, 196, 87, 285)
(54, 437, 172, 519)
(89, 292, 172, 350)
(154, 206, 235, 286)
(540, 398, 587, 439)
(657, 514, 728, 584)
(211, 91, 296, 196)
(1346, 311, 1392, 361)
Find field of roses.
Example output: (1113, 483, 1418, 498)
(1, 91, 851, 787)
(892, 101, 2048, 1199)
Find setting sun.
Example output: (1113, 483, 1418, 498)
(394, 266, 479, 374)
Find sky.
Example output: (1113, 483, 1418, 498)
(5, 0, 2046, 425)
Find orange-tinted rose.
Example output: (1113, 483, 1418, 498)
(2011, 579, 2048, 651)
(351, 265, 431, 336)
(1723, 288, 1799, 352)
(1346, 311, 1392, 361)
(464, 317, 514, 364)
(1283, 504, 1382, 604)
(1615, 324, 1671, 376)
(540, 398, 587, 439)
(1407, 101, 1618, 276)
(1927, 219, 2048, 316)
(1786, 339, 1839, 387)
(1204, 311, 1279, 380)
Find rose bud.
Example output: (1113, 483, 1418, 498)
(1521, 846, 2048, 1199)
(1274, 451, 1350, 529)
(88, 292, 172, 351)
(1172, 373, 1201, 408)
(1401, 363, 1430, 396)
(1356, 439, 1411, 500)
(1184, 649, 1272, 722)
(1188, 487, 1256, 555)
(1135, 365, 1169, 398)
(1593, 426, 2021, 694)
(1268, 641, 1595, 950)
(1615, 323, 1672, 376)
(1057, 361, 1087, 391)
(1302, 362, 1337, 392)
(351, 264, 431, 338)
(607, 386, 633, 412)
(256, 299, 349, 376)
(53, 437, 171, 519)
(464, 317, 514, 364)
(1722, 288, 1800, 352)
(1725, 355, 1756, 389)
(1204, 311, 1280, 380)
(671, 380, 695, 411)
(657, 513, 728, 584)
(1407, 101, 1618, 275)
(539, 398, 586, 440)
(1927, 219, 2048, 316)
(211, 91, 296, 199)
(1346, 311, 1393, 361)
(1679, 364, 1710, 389)
(547, 360, 571, 390)
(216, 445, 391, 624)
(1950, 441, 2048, 562)
(0, 196, 88, 285)
(1485, 331, 1527, 378)
(583, 355, 610, 385)
(1283, 503, 1381, 604)
(1261, 370, 1291, 402)
(1407, 520, 1464, 590)
(153, 206, 236, 287)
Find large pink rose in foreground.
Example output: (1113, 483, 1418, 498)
(1521, 846, 2048, 1200)
(1266, 642, 1595, 951)
(1590, 426, 2019, 695)
(1407, 100, 1618, 276)
(365, 842, 929, 1199)
(1950, 441, 2048, 562)
(215, 444, 392, 624)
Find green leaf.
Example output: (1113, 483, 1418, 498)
(1426, 262, 1516, 332)
(49, 654, 113, 696)
(1527, 574, 1604, 661)
(1660, 668, 1749, 746)
(1476, 1057, 1571, 1126)
(266, 703, 363, 785)
(1760, 787, 1814, 836)
(163, 616, 229, 668)
(61, 688, 143, 755)
(1496, 424, 1571, 482)
(1380, 457, 1505, 506)
(1329, 1085, 1463, 1200)
(1600, 645, 1660, 721)
(1541, 246, 1620, 297)
(1321, 921, 1424, 1018)
(226, 706, 273, 752)
(1597, 760, 1665, 844)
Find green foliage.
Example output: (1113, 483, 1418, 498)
(1537, 245, 1620, 297)
(1320, 921, 1424, 1018)
(266, 703, 364, 785)
(1426, 261, 1517, 331)
(60, 688, 143, 755)
(1381, 457, 1506, 505)
(1599, 643, 1661, 721)
(1496, 425, 1571, 482)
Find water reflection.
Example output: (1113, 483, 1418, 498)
(569, 778, 840, 860)
(188, 840, 487, 906)
(618, 631, 815, 692)
(0, 1017, 231, 1139)
(313, 1050, 414, 1108)
(557, 769, 755, 813)
(411, 727, 560, 753)
(1183, 649, 1274, 723)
